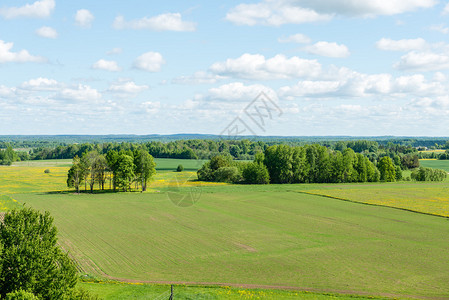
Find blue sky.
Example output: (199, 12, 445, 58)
(1, 0, 449, 136)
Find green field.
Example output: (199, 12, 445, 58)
(419, 159, 449, 172)
(3, 159, 449, 299)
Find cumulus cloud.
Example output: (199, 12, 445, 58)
(226, 0, 435, 26)
(443, 2, 449, 14)
(113, 13, 196, 31)
(292, 0, 436, 17)
(35, 26, 58, 39)
(106, 48, 122, 55)
(210, 53, 322, 80)
(429, 24, 449, 34)
(172, 71, 226, 84)
(108, 81, 149, 95)
(278, 33, 311, 43)
(0, 40, 46, 63)
(57, 84, 102, 102)
(394, 51, 449, 71)
(376, 38, 427, 51)
(91, 59, 121, 72)
(75, 9, 94, 28)
(303, 41, 350, 58)
(21, 77, 59, 91)
(206, 82, 277, 102)
(0, 0, 55, 19)
(140, 101, 161, 113)
(226, 1, 331, 26)
(133, 52, 165, 72)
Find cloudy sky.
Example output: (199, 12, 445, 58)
(1, 0, 449, 136)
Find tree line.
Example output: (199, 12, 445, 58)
(198, 144, 446, 184)
(67, 149, 156, 193)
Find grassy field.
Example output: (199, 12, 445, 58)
(419, 159, 449, 172)
(12, 187, 449, 298)
(3, 159, 449, 298)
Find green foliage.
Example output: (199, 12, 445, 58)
(378, 156, 396, 182)
(115, 154, 135, 192)
(5, 290, 39, 300)
(214, 166, 241, 183)
(44, 169, 51, 174)
(176, 164, 184, 172)
(411, 167, 447, 182)
(0, 207, 77, 299)
(67, 156, 85, 193)
(133, 149, 156, 192)
(242, 162, 270, 184)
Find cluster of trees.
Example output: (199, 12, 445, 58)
(198, 144, 449, 184)
(198, 145, 392, 184)
(411, 167, 447, 181)
(67, 149, 156, 193)
(0, 145, 19, 165)
(0, 207, 97, 299)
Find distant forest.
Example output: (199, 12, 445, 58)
(2, 134, 449, 165)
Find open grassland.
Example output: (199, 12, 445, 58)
(13, 188, 449, 299)
(419, 159, 449, 172)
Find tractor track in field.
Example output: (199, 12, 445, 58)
(93, 274, 448, 300)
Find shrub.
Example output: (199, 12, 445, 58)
(6, 290, 39, 300)
(214, 167, 241, 183)
(44, 169, 51, 174)
(176, 164, 184, 172)
(242, 162, 270, 184)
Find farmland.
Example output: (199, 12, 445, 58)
(2, 159, 449, 298)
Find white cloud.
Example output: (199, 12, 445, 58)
(107, 48, 123, 55)
(0, 40, 46, 63)
(133, 52, 165, 72)
(394, 51, 449, 71)
(91, 59, 121, 72)
(207, 82, 277, 102)
(0, 0, 55, 19)
(443, 2, 449, 14)
(226, 0, 435, 26)
(35, 26, 58, 39)
(21, 77, 59, 91)
(376, 38, 427, 51)
(113, 13, 196, 31)
(304, 41, 350, 58)
(172, 71, 226, 84)
(292, 0, 436, 17)
(278, 33, 311, 44)
(0, 85, 16, 98)
(226, 1, 331, 26)
(108, 81, 149, 95)
(429, 24, 449, 34)
(140, 101, 161, 113)
(210, 53, 322, 80)
(75, 9, 94, 28)
(57, 84, 102, 102)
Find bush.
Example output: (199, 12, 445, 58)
(214, 167, 241, 183)
(6, 290, 39, 300)
(411, 167, 447, 181)
(242, 162, 270, 184)
(44, 169, 51, 174)
(176, 164, 184, 172)
(0, 207, 78, 299)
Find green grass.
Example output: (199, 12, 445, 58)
(13, 187, 449, 299)
(153, 158, 207, 171)
(419, 159, 449, 172)
(79, 281, 379, 299)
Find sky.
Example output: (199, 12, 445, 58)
(1, 0, 449, 136)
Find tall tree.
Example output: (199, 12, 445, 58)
(66, 155, 84, 193)
(378, 156, 396, 182)
(115, 154, 135, 192)
(134, 149, 156, 192)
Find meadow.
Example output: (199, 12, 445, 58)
(2, 159, 449, 299)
